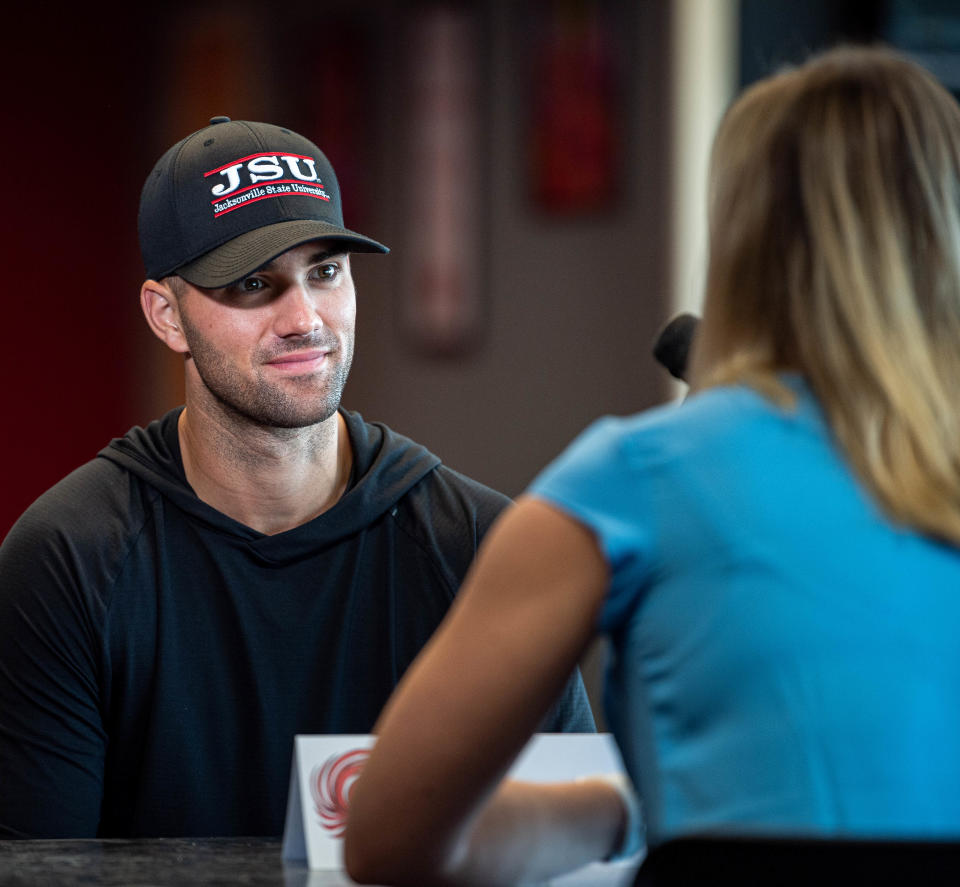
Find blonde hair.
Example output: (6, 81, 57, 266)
(690, 45, 960, 545)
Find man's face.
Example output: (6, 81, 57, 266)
(174, 240, 356, 429)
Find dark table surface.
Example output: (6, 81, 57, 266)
(0, 836, 641, 886)
(0, 837, 359, 886)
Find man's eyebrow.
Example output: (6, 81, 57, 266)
(307, 248, 348, 263)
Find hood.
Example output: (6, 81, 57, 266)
(98, 407, 441, 563)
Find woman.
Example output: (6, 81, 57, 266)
(344, 45, 960, 885)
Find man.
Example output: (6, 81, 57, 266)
(0, 118, 594, 839)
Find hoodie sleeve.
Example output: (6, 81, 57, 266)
(0, 460, 137, 837)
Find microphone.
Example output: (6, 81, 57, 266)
(652, 313, 700, 382)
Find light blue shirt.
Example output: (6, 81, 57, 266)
(530, 378, 960, 846)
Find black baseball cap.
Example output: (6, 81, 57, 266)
(138, 116, 388, 288)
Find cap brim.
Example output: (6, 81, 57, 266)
(175, 219, 389, 288)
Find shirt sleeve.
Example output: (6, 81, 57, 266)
(528, 416, 653, 633)
(0, 497, 108, 838)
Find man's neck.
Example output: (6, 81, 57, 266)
(177, 404, 353, 536)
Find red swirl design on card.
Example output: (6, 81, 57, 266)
(309, 748, 371, 836)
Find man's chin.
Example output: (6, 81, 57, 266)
(253, 404, 342, 430)
(215, 389, 343, 430)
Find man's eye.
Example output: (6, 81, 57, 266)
(240, 277, 266, 292)
(317, 263, 340, 281)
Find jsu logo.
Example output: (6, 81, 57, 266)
(206, 152, 321, 197)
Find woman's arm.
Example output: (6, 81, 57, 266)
(344, 495, 617, 886)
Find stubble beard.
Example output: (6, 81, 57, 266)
(180, 317, 354, 430)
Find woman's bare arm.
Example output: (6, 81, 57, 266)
(344, 496, 617, 886)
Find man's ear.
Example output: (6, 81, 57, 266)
(140, 279, 189, 354)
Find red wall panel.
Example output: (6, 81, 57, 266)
(1, 11, 148, 539)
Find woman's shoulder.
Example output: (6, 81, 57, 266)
(579, 380, 805, 460)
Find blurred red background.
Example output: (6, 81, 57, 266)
(3, 10, 147, 538)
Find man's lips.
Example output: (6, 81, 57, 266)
(265, 349, 330, 372)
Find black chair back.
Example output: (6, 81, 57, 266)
(634, 834, 960, 886)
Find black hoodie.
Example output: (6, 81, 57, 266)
(0, 408, 594, 838)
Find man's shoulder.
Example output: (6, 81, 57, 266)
(342, 409, 510, 528)
(403, 461, 511, 535)
(13, 456, 140, 529)
(1, 454, 158, 590)
(427, 462, 511, 508)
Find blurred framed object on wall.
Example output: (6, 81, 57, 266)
(396, 3, 488, 358)
(524, 0, 626, 216)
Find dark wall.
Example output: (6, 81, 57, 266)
(739, 0, 887, 87)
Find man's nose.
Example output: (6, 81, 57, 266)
(275, 284, 321, 337)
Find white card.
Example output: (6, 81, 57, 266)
(282, 734, 376, 869)
(281, 732, 640, 881)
